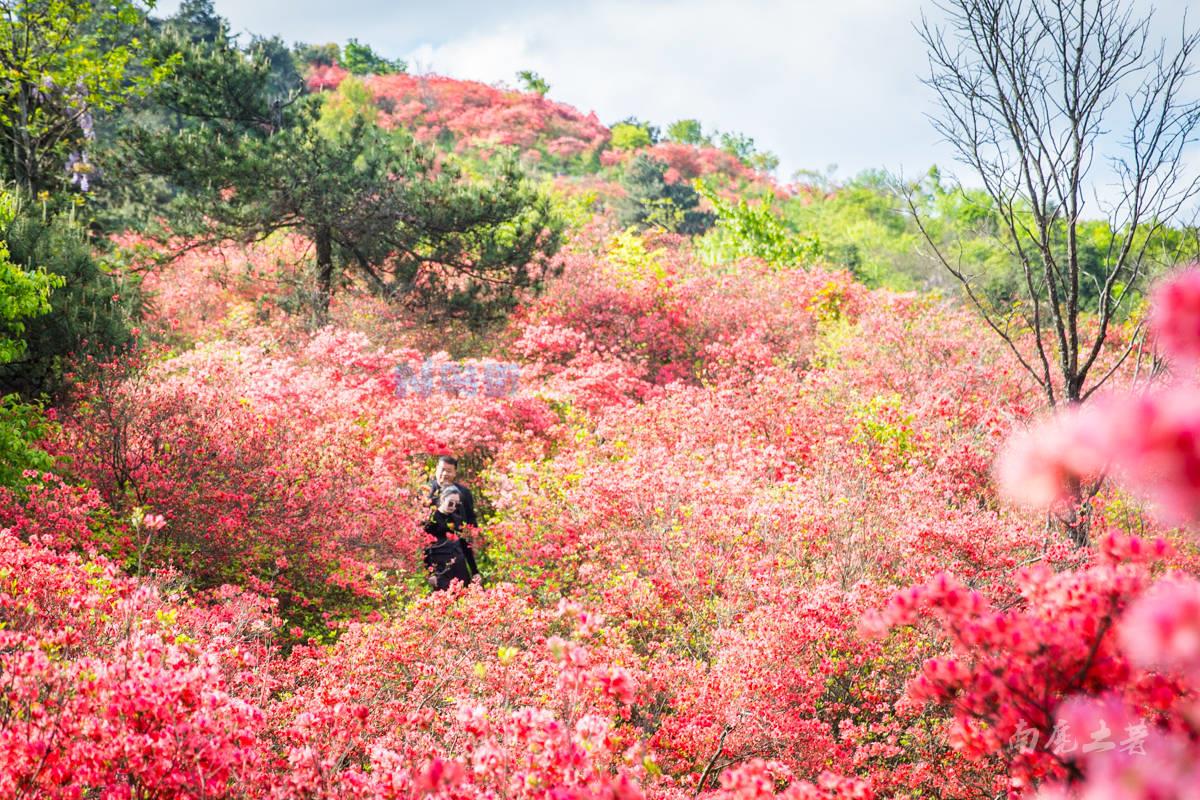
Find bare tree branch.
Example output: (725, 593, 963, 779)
(909, 0, 1200, 407)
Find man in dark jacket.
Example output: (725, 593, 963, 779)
(423, 485, 480, 591)
(427, 455, 478, 527)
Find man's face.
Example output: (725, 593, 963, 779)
(436, 460, 457, 485)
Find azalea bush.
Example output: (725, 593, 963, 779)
(52, 329, 560, 634)
(0, 526, 275, 798)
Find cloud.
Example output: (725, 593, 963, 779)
(403, 0, 949, 180)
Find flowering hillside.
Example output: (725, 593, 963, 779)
(306, 63, 773, 190)
(3, 10, 1200, 798)
(310, 65, 608, 165)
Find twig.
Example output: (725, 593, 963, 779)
(696, 716, 741, 796)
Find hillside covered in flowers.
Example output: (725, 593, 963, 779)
(3, 1, 1200, 799)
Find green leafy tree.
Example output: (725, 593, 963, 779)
(90, 2, 293, 230)
(117, 24, 561, 327)
(717, 131, 757, 161)
(610, 122, 652, 151)
(162, 0, 221, 44)
(665, 118, 709, 146)
(315, 74, 377, 138)
(293, 41, 340, 67)
(0, 192, 141, 398)
(747, 151, 780, 174)
(342, 38, 405, 75)
(0, 0, 174, 194)
(516, 70, 549, 97)
(752, 167, 997, 290)
(716, 129, 779, 173)
(0, 393, 56, 488)
(0, 189, 61, 487)
(609, 117, 659, 151)
(696, 183, 821, 268)
(0, 192, 58, 364)
(617, 154, 713, 235)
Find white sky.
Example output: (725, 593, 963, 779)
(158, 0, 1198, 209)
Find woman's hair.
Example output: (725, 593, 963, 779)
(440, 485, 462, 501)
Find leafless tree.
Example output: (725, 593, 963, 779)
(910, 0, 1200, 407)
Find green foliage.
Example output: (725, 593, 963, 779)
(717, 131, 756, 161)
(0, 393, 56, 490)
(516, 70, 550, 97)
(293, 41, 341, 67)
(610, 121, 653, 151)
(764, 165, 1194, 306)
(116, 23, 562, 328)
(762, 168, 996, 290)
(617, 154, 714, 235)
(850, 393, 915, 470)
(695, 183, 821, 268)
(782, 170, 928, 288)
(342, 38, 405, 75)
(0, 0, 175, 194)
(665, 119, 709, 146)
(546, 183, 600, 232)
(248, 35, 305, 99)
(0, 189, 62, 490)
(163, 0, 222, 44)
(134, 20, 301, 136)
(93, 6, 305, 229)
(0, 193, 141, 398)
(747, 151, 781, 174)
(315, 75, 377, 138)
(605, 230, 670, 285)
(717, 130, 779, 173)
(895, 167, 1189, 313)
(908, 168, 1024, 298)
(0, 193, 59, 365)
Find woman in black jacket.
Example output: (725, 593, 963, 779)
(423, 485, 480, 591)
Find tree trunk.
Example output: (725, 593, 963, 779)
(16, 82, 35, 193)
(314, 227, 333, 324)
(1064, 501, 1093, 549)
(1059, 477, 1102, 549)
